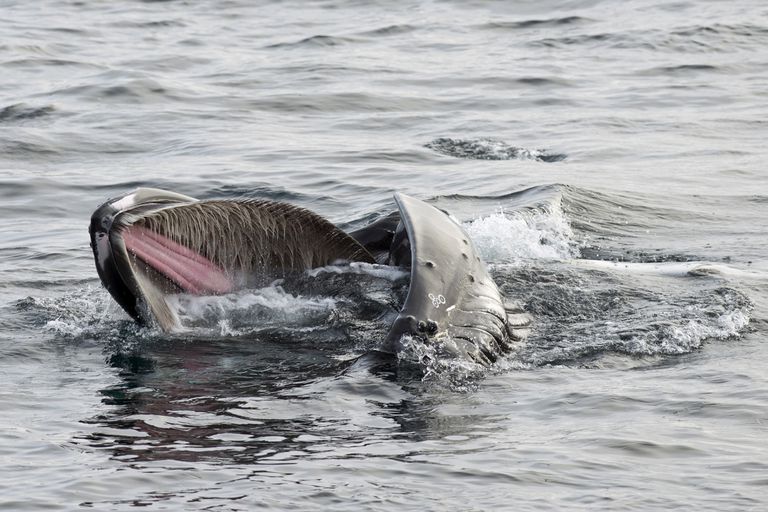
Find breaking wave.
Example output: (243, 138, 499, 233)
(465, 199, 579, 263)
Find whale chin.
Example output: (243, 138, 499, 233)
(89, 188, 529, 366)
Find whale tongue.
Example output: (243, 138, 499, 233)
(122, 225, 234, 295)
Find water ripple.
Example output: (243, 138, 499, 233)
(358, 24, 420, 37)
(267, 35, 361, 49)
(0, 103, 55, 122)
(477, 16, 593, 30)
(425, 137, 566, 162)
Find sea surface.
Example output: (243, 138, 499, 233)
(1, 0, 767, 510)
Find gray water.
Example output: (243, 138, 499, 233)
(2, 0, 768, 510)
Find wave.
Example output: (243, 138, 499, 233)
(357, 24, 419, 37)
(242, 92, 446, 113)
(108, 19, 187, 29)
(640, 64, 726, 76)
(477, 16, 593, 30)
(0, 103, 55, 122)
(44, 78, 185, 103)
(0, 136, 62, 158)
(528, 22, 768, 53)
(266, 35, 361, 49)
(2, 58, 105, 70)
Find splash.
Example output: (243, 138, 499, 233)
(167, 284, 339, 336)
(627, 301, 752, 356)
(464, 201, 579, 263)
(396, 334, 488, 389)
(35, 287, 120, 337)
(15, 287, 148, 346)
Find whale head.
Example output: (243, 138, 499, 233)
(89, 188, 374, 330)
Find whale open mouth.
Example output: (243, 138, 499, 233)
(121, 225, 234, 295)
(89, 188, 375, 331)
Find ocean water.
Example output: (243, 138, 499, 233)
(2, 0, 768, 510)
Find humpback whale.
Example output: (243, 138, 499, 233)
(89, 188, 530, 366)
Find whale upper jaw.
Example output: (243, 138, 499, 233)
(89, 188, 529, 365)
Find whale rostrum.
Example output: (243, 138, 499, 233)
(89, 188, 530, 366)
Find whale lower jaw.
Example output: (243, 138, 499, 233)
(90, 188, 529, 365)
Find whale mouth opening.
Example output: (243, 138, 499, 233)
(120, 225, 234, 296)
(90, 189, 377, 332)
(107, 222, 241, 332)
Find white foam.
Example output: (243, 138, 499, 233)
(660, 309, 750, 354)
(170, 284, 336, 316)
(167, 284, 338, 335)
(396, 334, 488, 389)
(44, 318, 86, 337)
(40, 286, 124, 337)
(464, 201, 579, 263)
(306, 261, 408, 281)
(621, 308, 751, 356)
